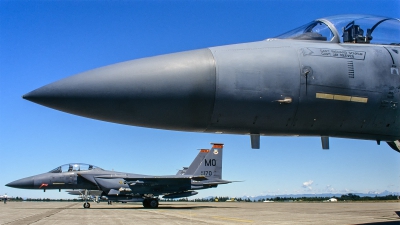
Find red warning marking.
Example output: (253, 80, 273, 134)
(39, 183, 48, 189)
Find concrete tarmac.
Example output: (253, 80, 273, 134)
(1, 201, 399, 225)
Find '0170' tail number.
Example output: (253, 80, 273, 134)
(200, 171, 212, 176)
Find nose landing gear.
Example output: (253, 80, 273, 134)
(83, 202, 90, 208)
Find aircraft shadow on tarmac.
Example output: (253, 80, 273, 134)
(357, 222, 400, 225)
(355, 211, 400, 225)
(19, 205, 238, 210)
(83, 205, 238, 210)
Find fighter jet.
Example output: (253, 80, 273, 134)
(23, 14, 400, 151)
(6, 143, 231, 208)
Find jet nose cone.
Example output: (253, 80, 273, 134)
(6, 178, 34, 189)
(23, 49, 217, 131)
(23, 89, 49, 103)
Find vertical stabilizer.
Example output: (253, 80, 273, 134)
(183, 148, 210, 175)
(192, 143, 223, 180)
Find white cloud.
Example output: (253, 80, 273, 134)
(326, 185, 335, 192)
(302, 180, 313, 190)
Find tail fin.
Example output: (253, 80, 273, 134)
(181, 148, 211, 176)
(192, 143, 223, 180)
(181, 143, 224, 180)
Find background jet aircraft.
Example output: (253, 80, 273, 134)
(6, 143, 231, 208)
(0, 194, 11, 200)
(23, 14, 400, 151)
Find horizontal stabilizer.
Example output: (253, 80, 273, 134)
(190, 176, 208, 181)
(201, 179, 233, 185)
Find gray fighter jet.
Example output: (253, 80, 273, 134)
(6, 143, 231, 208)
(23, 14, 400, 151)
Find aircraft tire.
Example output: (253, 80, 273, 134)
(149, 198, 159, 208)
(83, 202, 90, 208)
(142, 199, 149, 208)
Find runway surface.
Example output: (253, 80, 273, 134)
(1, 201, 399, 225)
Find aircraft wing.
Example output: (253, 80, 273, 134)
(94, 176, 195, 196)
(92, 175, 207, 183)
(122, 176, 207, 186)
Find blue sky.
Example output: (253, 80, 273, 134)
(1, 0, 400, 199)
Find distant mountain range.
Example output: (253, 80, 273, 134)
(202, 190, 400, 201)
(13, 190, 399, 201)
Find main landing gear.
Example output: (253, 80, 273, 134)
(142, 198, 159, 208)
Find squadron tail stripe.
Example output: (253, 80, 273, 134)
(316, 93, 368, 103)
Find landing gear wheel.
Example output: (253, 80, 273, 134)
(83, 202, 90, 208)
(142, 199, 149, 208)
(149, 198, 159, 208)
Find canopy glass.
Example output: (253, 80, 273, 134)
(275, 14, 400, 45)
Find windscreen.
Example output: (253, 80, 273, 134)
(49, 163, 102, 173)
(275, 15, 400, 45)
(275, 21, 334, 42)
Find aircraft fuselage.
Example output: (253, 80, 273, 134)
(23, 14, 400, 149)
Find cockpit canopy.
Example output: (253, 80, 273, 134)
(48, 163, 103, 173)
(275, 14, 400, 45)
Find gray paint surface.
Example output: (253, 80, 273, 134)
(23, 14, 400, 150)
